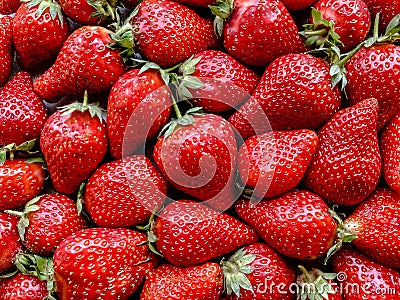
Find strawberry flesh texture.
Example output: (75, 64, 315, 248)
(0, 273, 48, 300)
(0, 16, 13, 86)
(0, 213, 23, 273)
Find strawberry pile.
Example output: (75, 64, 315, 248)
(1, 0, 400, 299)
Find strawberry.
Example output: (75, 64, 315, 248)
(150, 199, 259, 267)
(0, 16, 13, 87)
(107, 68, 171, 159)
(229, 53, 341, 138)
(140, 262, 223, 300)
(0, 72, 47, 146)
(0, 213, 23, 274)
(235, 190, 337, 260)
(131, 0, 218, 68)
(304, 99, 381, 206)
(13, 0, 69, 72)
(0, 273, 48, 300)
(83, 154, 168, 227)
(173, 0, 215, 7)
(238, 129, 318, 200)
(210, 0, 304, 67)
(363, 0, 400, 32)
(33, 26, 127, 103)
(0, 0, 21, 14)
(53, 227, 158, 300)
(40, 92, 108, 194)
(332, 247, 400, 300)
(280, 0, 318, 10)
(222, 243, 295, 300)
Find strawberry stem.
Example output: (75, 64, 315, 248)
(373, 13, 380, 39)
(82, 91, 89, 108)
(298, 265, 313, 282)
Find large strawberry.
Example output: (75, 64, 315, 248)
(140, 262, 223, 300)
(40, 92, 108, 194)
(150, 199, 258, 267)
(53, 227, 158, 300)
(0, 16, 13, 87)
(229, 53, 341, 138)
(0, 0, 20, 14)
(33, 26, 127, 103)
(0, 213, 23, 274)
(0, 273, 48, 300)
(238, 129, 318, 200)
(235, 190, 337, 260)
(0, 72, 47, 146)
(304, 99, 381, 206)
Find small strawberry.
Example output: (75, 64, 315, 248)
(0, 0, 21, 14)
(150, 199, 259, 267)
(53, 227, 158, 300)
(0, 273, 48, 300)
(304, 99, 381, 206)
(0, 213, 23, 274)
(0, 16, 13, 87)
(40, 92, 108, 194)
(140, 262, 223, 300)
(238, 129, 318, 200)
(235, 190, 337, 260)
(0, 72, 47, 146)
(280, 0, 318, 10)
(363, 0, 400, 32)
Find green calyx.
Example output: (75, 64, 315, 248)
(137, 210, 163, 257)
(22, 0, 64, 25)
(209, 0, 234, 36)
(0, 139, 43, 165)
(221, 248, 256, 298)
(297, 266, 338, 300)
(88, 0, 118, 24)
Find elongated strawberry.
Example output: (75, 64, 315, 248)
(304, 99, 381, 206)
(235, 190, 337, 260)
(150, 199, 258, 267)
(0, 273, 48, 300)
(53, 227, 158, 300)
(238, 129, 318, 200)
(141, 262, 223, 300)
(0, 213, 23, 274)
(0, 16, 13, 87)
(0, 72, 47, 146)
(0, 0, 21, 14)
(33, 26, 127, 103)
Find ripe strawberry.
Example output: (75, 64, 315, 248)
(0, 72, 47, 146)
(229, 53, 341, 138)
(0, 213, 23, 273)
(107, 68, 171, 159)
(304, 99, 381, 206)
(238, 129, 318, 200)
(0, 273, 48, 300)
(0, 16, 13, 87)
(235, 190, 337, 260)
(40, 93, 108, 194)
(0, 0, 20, 14)
(363, 0, 400, 32)
(151, 199, 258, 266)
(53, 227, 158, 300)
(140, 262, 223, 300)
(33, 26, 127, 103)
(173, 0, 215, 7)
(13, 0, 69, 72)
(280, 0, 317, 10)
(131, 0, 218, 68)
(210, 0, 304, 67)
(332, 247, 400, 300)
(222, 243, 295, 300)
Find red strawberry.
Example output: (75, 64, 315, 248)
(173, 0, 215, 7)
(0, 0, 20, 14)
(0, 273, 48, 300)
(84, 154, 168, 227)
(363, 0, 400, 32)
(53, 227, 158, 300)
(0, 72, 47, 146)
(229, 53, 341, 138)
(222, 243, 295, 300)
(140, 262, 223, 300)
(0, 16, 13, 87)
(151, 199, 258, 266)
(235, 190, 337, 260)
(0, 213, 23, 273)
(33, 26, 127, 103)
(210, 0, 304, 67)
(304, 99, 381, 206)
(107, 68, 171, 159)
(280, 0, 318, 10)
(13, 0, 69, 72)
(332, 247, 400, 300)
(40, 92, 108, 194)
(238, 129, 318, 199)
(131, 0, 218, 68)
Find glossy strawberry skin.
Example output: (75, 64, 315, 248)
(40, 108, 108, 195)
(0, 273, 48, 300)
(107, 68, 171, 159)
(304, 99, 381, 206)
(223, 0, 304, 67)
(153, 199, 259, 267)
(0, 159, 45, 211)
(131, 0, 218, 68)
(345, 43, 400, 129)
(33, 26, 127, 103)
(229, 53, 341, 138)
(57, 0, 105, 25)
(0, 213, 23, 273)
(235, 190, 337, 260)
(238, 129, 318, 199)
(53, 227, 158, 300)
(0, 16, 13, 87)
(280, 0, 317, 10)
(140, 262, 223, 300)
(0, 72, 47, 146)
(363, 0, 400, 32)
(84, 155, 168, 227)
(0, 0, 20, 14)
